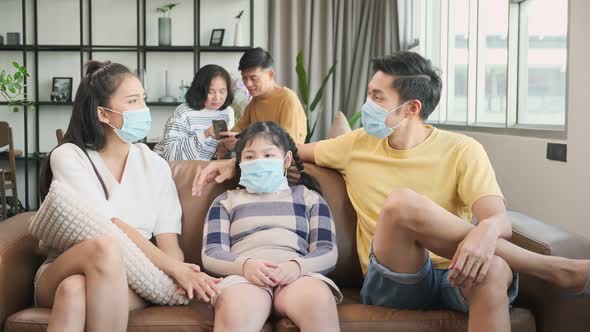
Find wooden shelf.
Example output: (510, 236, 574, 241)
(199, 46, 251, 52)
(0, 45, 26, 51)
(37, 101, 74, 106)
(8, 0, 256, 210)
(147, 102, 180, 107)
(144, 46, 195, 52)
(1, 45, 253, 52)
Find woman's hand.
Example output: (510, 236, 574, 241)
(243, 258, 279, 287)
(192, 159, 237, 196)
(219, 131, 239, 151)
(273, 261, 301, 286)
(170, 262, 221, 302)
(204, 126, 216, 139)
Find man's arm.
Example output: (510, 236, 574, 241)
(472, 195, 512, 240)
(448, 196, 511, 287)
(297, 143, 318, 164)
(449, 140, 510, 287)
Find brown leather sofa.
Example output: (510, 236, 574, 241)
(1, 160, 590, 332)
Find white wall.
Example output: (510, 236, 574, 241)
(0, 0, 269, 209)
(456, 0, 590, 238)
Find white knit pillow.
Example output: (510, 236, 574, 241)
(29, 181, 189, 305)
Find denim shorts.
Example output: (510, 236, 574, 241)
(360, 244, 519, 312)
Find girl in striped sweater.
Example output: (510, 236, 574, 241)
(154, 65, 235, 161)
(202, 121, 341, 332)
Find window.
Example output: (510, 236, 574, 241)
(421, 0, 568, 137)
(476, 0, 509, 125)
(447, 0, 470, 123)
(517, 0, 568, 126)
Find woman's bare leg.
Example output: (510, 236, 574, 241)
(45, 274, 86, 332)
(36, 236, 129, 332)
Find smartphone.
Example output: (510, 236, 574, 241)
(212, 120, 229, 139)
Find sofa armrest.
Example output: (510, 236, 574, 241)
(508, 211, 590, 332)
(0, 212, 40, 331)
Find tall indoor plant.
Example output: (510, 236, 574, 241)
(0, 62, 33, 112)
(295, 51, 336, 143)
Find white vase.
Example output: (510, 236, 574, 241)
(159, 17, 172, 46)
(234, 20, 243, 46)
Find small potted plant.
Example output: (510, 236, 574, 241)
(0, 62, 34, 112)
(157, 3, 179, 46)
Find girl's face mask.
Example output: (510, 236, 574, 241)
(239, 154, 290, 194)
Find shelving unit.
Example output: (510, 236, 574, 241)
(0, 0, 255, 210)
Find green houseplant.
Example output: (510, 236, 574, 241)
(0, 62, 33, 112)
(295, 51, 362, 142)
(295, 51, 336, 143)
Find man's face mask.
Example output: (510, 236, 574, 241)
(361, 98, 411, 139)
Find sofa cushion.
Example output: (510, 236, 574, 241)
(5, 289, 534, 332)
(274, 289, 536, 332)
(4, 304, 273, 332)
(328, 111, 352, 139)
(169, 160, 239, 267)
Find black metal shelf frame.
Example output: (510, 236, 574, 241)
(1, 0, 254, 210)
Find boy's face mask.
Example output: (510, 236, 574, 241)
(239, 154, 289, 194)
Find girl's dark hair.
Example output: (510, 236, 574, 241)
(234, 121, 321, 194)
(39, 60, 133, 201)
(185, 64, 234, 110)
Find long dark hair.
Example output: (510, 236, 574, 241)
(234, 121, 321, 194)
(39, 60, 133, 201)
(185, 64, 234, 110)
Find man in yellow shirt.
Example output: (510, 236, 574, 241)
(194, 52, 590, 332)
(219, 47, 307, 149)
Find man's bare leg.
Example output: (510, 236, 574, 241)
(373, 189, 589, 291)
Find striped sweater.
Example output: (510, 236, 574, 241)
(154, 103, 235, 161)
(202, 185, 338, 277)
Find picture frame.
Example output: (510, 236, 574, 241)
(50, 77, 73, 102)
(209, 29, 225, 47)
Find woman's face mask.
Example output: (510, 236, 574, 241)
(101, 106, 152, 143)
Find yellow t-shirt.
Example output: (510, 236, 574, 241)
(232, 87, 307, 145)
(314, 126, 504, 274)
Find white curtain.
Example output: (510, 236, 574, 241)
(269, 0, 400, 140)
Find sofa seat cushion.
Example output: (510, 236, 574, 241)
(5, 290, 535, 332)
(274, 288, 536, 332)
(4, 301, 273, 332)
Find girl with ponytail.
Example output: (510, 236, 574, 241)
(201, 121, 342, 331)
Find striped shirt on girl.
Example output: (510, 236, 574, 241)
(202, 184, 342, 302)
(154, 103, 235, 161)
